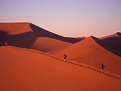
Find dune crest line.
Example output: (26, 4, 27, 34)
(3, 46, 121, 80)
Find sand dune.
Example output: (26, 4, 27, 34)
(0, 46, 121, 91)
(0, 22, 32, 35)
(0, 22, 78, 52)
(100, 32, 121, 39)
(54, 36, 121, 75)
(0, 22, 121, 91)
(31, 37, 71, 52)
(99, 32, 121, 56)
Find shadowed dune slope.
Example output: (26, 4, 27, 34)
(54, 36, 121, 75)
(0, 22, 77, 52)
(99, 32, 121, 56)
(0, 46, 121, 91)
(30, 24, 83, 43)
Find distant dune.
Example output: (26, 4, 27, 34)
(0, 22, 84, 52)
(0, 46, 121, 91)
(53, 36, 121, 75)
(0, 22, 121, 91)
(99, 32, 121, 56)
(0, 22, 32, 35)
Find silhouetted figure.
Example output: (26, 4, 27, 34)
(101, 63, 105, 72)
(5, 42, 8, 46)
(64, 54, 67, 62)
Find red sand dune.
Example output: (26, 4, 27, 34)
(99, 32, 121, 56)
(53, 36, 121, 75)
(100, 32, 121, 39)
(0, 22, 32, 35)
(0, 22, 77, 52)
(31, 37, 71, 52)
(0, 46, 121, 91)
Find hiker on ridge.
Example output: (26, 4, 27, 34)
(101, 63, 105, 72)
(64, 53, 67, 62)
(5, 42, 8, 46)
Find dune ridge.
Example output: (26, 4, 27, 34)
(0, 46, 121, 91)
(53, 36, 121, 75)
(0, 22, 79, 52)
(99, 32, 121, 56)
(0, 22, 121, 74)
(1, 46, 121, 80)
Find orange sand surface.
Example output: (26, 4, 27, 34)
(31, 37, 71, 52)
(0, 46, 121, 91)
(0, 23, 32, 35)
(54, 37, 121, 75)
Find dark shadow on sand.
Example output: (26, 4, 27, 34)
(30, 23, 83, 43)
(91, 36, 121, 57)
(0, 30, 36, 48)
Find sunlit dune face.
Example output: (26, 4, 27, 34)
(0, 23, 32, 35)
(0, 0, 121, 90)
(54, 37, 121, 75)
(0, 46, 121, 91)
(31, 37, 71, 52)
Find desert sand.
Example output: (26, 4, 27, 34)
(0, 22, 32, 35)
(0, 46, 121, 91)
(53, 36, 121, 75)
(0, 23, 74, 52)
(99, 32, 121, 56)
(31, 37, 71, 52)
(0, 22, 121, 91)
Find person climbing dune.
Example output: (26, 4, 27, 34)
(5, 42, 8, 46)
(64, 53, 67, 62)
(101, 63, 105, 72)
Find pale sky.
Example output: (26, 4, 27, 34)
(0, 0, 121, 37)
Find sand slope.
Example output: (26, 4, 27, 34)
(54, 37, 121, 75)
(31, 37, 71, 52)
(0, 22, 32, 35)
(99, 32, 121, 56)
(0, 46, 121, 91)
(0, 23, 73, 52)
